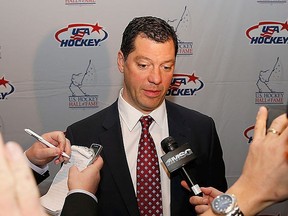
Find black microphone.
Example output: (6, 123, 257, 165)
(161, 136, 203, 196)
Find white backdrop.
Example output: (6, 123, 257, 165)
(0, 0, 287, 215)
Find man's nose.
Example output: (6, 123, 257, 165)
(148, 67, 162, 84)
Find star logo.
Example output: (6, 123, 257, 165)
(187, 73, 199, 84)
(91, 23, 103, 34)
(0, 77, 9, 88)
(281, 21, 288, 31)
(0, 76, 15, 99)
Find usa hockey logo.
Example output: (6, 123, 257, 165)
(246, 20, 288, 44)
(55, 22, 108, 47)
(166, 72, 204, 96)
(0, 76, 15, 100)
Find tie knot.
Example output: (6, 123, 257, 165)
(139, 115, 153, 130)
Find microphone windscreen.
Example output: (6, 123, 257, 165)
(161, 136, 178, 153)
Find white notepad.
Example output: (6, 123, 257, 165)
(40, 145, 95, 216)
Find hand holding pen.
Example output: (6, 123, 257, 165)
(25, 129, 71, 167)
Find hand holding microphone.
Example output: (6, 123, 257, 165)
(161, 136, 203, 196)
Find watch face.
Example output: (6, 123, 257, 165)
(212, 194, 235, 214)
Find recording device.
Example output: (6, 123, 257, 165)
(161, 136, 202, 196)
(87, 143, 103, 166)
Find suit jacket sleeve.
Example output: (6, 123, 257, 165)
(204, 117, 227, 192)
(185, 116, 227, 192)
(61, 193, 98, 216)
(33, 169, 50, 185)
(184, 114, 227, 192)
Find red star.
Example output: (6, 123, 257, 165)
(187, 73, 199, 84)
(91, 23, 103, 34)
(281, 21, 288, 31)
(0, 77, 9, 87)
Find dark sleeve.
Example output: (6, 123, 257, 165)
(186, 116, 227, 193)
(61, 193, 98, 216)
(206, 118, 228, 192)
(33, 169, 50, 185)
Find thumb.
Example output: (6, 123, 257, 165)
(180, 180, 190, 191)
(68, 165, 79, 177)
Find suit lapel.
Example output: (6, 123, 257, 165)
(99, 102, 140, 216)
(166, 101, 191, 145)
(166, 101, 195, 215)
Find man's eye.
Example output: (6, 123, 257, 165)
(138, 63, 148, 69)
(163, 65, 172, 71)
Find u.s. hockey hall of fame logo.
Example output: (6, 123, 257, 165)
(255, 57, 284, 104)
(167, 6, 193, 56)
(68, 60, 98, 108)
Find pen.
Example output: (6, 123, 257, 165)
(24, 128, 70, 159)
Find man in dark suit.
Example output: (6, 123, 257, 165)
(28, 16, 227, 215)
(64, 100, 227, 216)
(63, 16, 227, 216)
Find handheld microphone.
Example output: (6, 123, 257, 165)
(161, 136, 202, 196)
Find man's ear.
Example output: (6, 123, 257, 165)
(117, 51, 125, 73)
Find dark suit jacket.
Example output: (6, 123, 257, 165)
(63, 99, 227, 216)
(61, 193, 98, 216)
(34, 170, 49, 185)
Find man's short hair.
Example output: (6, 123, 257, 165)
(120, 16, 178, 60)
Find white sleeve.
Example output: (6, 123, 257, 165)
(24, 151, 49, 175)
(67, 189, 97, 202)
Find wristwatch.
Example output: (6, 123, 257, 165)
(211, 194, 244, 216)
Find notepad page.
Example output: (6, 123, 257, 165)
(40, 146, 93, 215)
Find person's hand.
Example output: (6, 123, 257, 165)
(226, 106, 288, 215)
(26, 131, 71, 167)
(68, 156, 104, 194)
(181, 181, 222, 214)
(0, 133, 47, 216)
(188, 186, 222, 214)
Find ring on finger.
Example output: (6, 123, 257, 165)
(267, 128, 280, 135)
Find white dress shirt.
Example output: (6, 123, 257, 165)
(118, 89, 170, 216)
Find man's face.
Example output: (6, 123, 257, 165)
(117, 35, 176, 114)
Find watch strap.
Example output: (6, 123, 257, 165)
(227, 206, 244, 216)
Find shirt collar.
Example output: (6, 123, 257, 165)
(118, 88, 167, 131)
